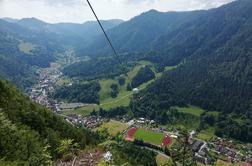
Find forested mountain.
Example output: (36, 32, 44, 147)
(131, 0, 252, 142)
(0, 18, 123, 89)
(14, 18, 123, 50)
(0, 19, 56, 89)
(83, 9, 202, 56)
(0, 80, 95, 165)
(52, 82, 101, 104)
(56, 19, 123, 51)
(59, 0, 252, 139)
(63, 57, 128, 80)
(82, 0, 252, 67)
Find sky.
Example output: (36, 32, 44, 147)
(0, 0, 235, 23)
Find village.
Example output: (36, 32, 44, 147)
(27, 58, 252, 166)
(28, 70, 252, 166)
(57, 112, 252, 165)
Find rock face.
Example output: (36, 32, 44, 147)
(55, 150, 104, 166)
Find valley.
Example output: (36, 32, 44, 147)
(1, 0, 252, 165)
(29, 58, 252, 165)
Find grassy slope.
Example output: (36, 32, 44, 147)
(99, 61, 178, 110)
(62, 61, 177, 114)
(173, 106, 216, 140)
(170, 106, 205, 130)
(99, 61, 152, 110)
(134, 129, 164, 146)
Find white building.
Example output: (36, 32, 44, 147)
(133, 88, 139, 93)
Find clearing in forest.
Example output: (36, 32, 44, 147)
(175, 106, 205, 117)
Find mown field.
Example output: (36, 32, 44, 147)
(169, 105, 205, 130)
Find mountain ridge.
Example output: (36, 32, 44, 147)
(0, 17, 123, 89)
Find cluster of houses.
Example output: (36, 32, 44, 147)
(191, 137, 252, 165)
(191, 139, 215, 164)
(63, 114, 103, 129)
(124, 117, 155, 127)
(28, 63, 90, 115)
(29, 67, 61, 110)
(27, 61, 106, 131)
(83, 116, 103, 129)
(208, 138, 252, 163)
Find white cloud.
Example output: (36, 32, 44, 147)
(0, 0, 235, 23)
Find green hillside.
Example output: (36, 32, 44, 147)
(133, 0, 252, 142)
(0, 80, 95, 165)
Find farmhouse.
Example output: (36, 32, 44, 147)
(127, 119, 135, 126)
(192, 140, 204, 152)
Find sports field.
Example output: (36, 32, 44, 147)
(134, 129, 164, 145)
(126, 128, 172, 146)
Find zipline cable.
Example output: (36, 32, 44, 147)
(86, 0, 123, 65)
(86, 0, 137, 112)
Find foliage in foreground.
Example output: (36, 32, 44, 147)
(109, 142, 157, 166)
(0, 80, 96, 165)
